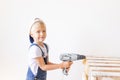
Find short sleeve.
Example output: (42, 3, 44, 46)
(29, 45, 42, 58)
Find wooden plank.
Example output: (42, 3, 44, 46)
(88, 70, 120, 80)
(88, 63, 120, 67)
(87, 61, 120, 64)
(89, 66, 120, 71)
(84, 56, 120, 80)
(90, 70, 120, 77)
(87, 58, 120, 61)
(86, 56, 120, 59)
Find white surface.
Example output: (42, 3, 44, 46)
(0, 0, 120, 80)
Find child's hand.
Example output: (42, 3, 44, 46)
(61, 61, 73, 75)
(69, 61, 73, 66)
(60, 61, 73, 69)
(66, 61, 73, 72)
(61, 62, 70, 69)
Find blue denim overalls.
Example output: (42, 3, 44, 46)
(26, 43, 48, 80)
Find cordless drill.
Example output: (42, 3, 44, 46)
(60, 53, 86, 75)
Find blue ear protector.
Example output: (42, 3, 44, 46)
(29, 35, 34, 43)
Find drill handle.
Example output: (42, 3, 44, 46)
(63, 67, 69, 75)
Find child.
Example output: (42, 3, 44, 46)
(26, 18, 72, 80)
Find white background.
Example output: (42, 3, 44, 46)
(0, 0, 120, 80)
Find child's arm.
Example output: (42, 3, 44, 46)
(35, 57, 71, 71)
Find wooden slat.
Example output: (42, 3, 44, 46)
(90, 70, 120, 77)
(89, 66, 120, 71)
(84, 56, 120, 80)
(89, 63, 120, 66)
(86, 56, 120, 60)
(88, 60, 120, 64)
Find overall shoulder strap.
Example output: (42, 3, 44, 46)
(29, 43, 49, 54)
(29, 43, 39, 48)
(29, 43, 44, 56)
(43, 43, 49, 53)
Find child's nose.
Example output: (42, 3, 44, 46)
(40, 32, 43, 35)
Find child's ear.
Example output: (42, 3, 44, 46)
(30, 33, 34, 37)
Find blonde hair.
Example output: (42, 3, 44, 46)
(29, 18, 46, 43)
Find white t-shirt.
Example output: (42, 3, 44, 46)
(28, 44, 48, 76)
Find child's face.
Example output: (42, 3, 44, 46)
(30, 23, 46, 43)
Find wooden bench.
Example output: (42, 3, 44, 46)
(83, 56, 120, 80)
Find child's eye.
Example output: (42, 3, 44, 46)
(37, 31, 40, 33)
(43, 30, 46, 32)
(36, 30, 46, 33)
